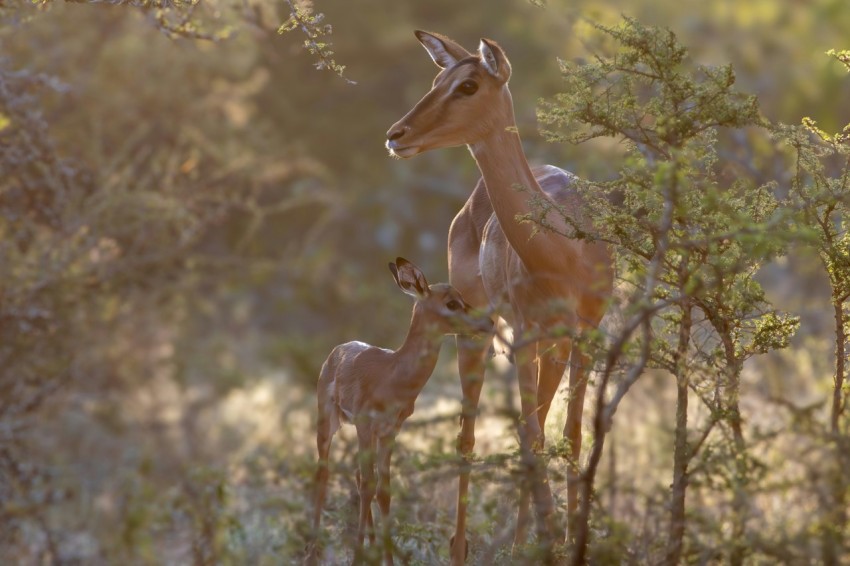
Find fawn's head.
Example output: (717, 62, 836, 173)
(385, 30, 514, 158)
(388, 257, 493, 335)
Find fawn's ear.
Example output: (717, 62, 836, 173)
(390, 257, 431, 299)
(414, 30, 471, 69)
(479, 38, 511, 83)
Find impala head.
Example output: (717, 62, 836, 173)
(389, 257, 493, 334)
(385, 30, 513, 158)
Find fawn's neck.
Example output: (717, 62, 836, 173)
(392, 305, 443, 396)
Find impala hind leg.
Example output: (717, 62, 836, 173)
(307, 375, 339, 566)
(514, 347, 557, 555)
(307, 429, 331, 565)
(512, 339, 571, 552)
(564, 349, 591, 540)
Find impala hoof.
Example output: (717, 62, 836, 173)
(303, 541, 318, 566)
(449, 534, 469, 561)
(455, 432, 476, 456)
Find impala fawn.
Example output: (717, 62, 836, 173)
(306, 258, 493, 566)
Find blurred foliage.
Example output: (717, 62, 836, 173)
(772, 94, 850, 563)
(537, 18, 799, 563)
(279, 0, 351, 82)
(1, 0, 850, 563)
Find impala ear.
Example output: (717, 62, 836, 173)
(391, 257, 431, 299)
(479, 38, 511, 83)
(414, 30, 471, 69)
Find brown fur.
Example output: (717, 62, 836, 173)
(386, 31, 614, 561)
(306, 259, 492, 566)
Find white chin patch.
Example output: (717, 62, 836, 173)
(390, 146, 420, 159)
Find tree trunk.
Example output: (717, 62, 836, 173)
(830, 297, 846, 435)
(664, 303, 692, 565)
(700, 310, 749, 566)
(717, 325, 747, 566)
(727, 409, 747, 566)
(823, 297, 848, 565)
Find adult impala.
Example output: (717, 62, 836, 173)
(385, 31, 613, 561)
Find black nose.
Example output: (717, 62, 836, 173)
(387, 126, 407, 141)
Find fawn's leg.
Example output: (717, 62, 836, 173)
(355, 427, 377, 563)
(376, 434, 396, 566)
(307, 379, 339, 565)
(355, 468, 376, 546)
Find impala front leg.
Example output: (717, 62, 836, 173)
(356, 429, 377, 563)
(512, 349, 540, 552)
(451, 335, 488, 565)
(536, 339, 572, 434)
(355, 468, 376, 547)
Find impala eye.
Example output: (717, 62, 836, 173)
(456, 80, 478, 96)
(446, 300, 462, 311)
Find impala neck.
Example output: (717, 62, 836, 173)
(469, 91, 571, 273)
(393, 304, 443, 394)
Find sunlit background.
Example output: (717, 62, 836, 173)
(2, 0, 849, 562)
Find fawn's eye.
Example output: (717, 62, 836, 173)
(446, 300, 462, 311)
(456, 80, 478, 96)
